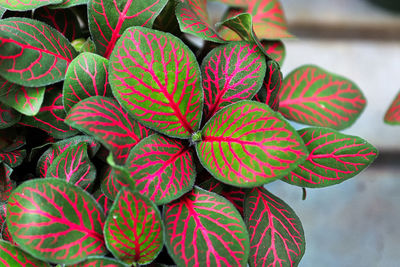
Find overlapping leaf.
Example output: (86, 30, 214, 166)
(0, 163, 14, 202)
(0, 7, 6, 18)
(199, 178, 246, 215)
(283, 127, 378, 188)
(175, 0, 224, 43)
(279, 65, 367, 130)
(20, 86, 79, 138)
(37, 135, 100, 177)
(0, 240, 50, 266)
(88, 0, 168, 57)
(67, 256, 127, 266)
(0, 77, 45, 116)
(164, 186, 249, 266)
(93, 190, 112, 215)
(126, 134, 195, 205)
(109, 27, 203, 138)
(0, 149, 26, 168)
(262, 40, 285, 66)
(0, 18, 77, 87)
(0, 103, 21, 129)
(245, 187, 305, 267)
(65, 96, 152, 164)
(384, 90, 400, 125)
(104, 189, 164, 265)
(47, 142, 96, 190)
(6, 179, 107, 264)
(202, 41, 266, 120)
(254, 60, 282, 111)
(196, 100, 308, 187)
(34, 6, 80, 41)
(0, 0, 62, 11)
(63, 53, 111, 112)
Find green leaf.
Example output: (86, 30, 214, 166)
(0, 0, 63, 11)
(109, 26, 203, 138)
(283, 127, 378, 188)
(0, 239, 50, 266)
(104, 189, 164, 265)
(6, 179, 107, 264)
(0, 18, 77, 87)
(196, 100, 308, 187)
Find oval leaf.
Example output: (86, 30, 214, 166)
(262, 40, 285, 65)
(6, 179, 107, 264)
(126, 133, 195, 205)
(51, 0, 87, 8)
(0, 239, 50, 266)
(37, 135, 100, 177)
(245, 187, 305, 267)
(109, 26, 203, 138)
(0, 0, 62, 11)
(384, 90, 400, 125)
(104, 189, 164, 265)
(0, 149, 26, 168)
(202, 41, 266, 120)
(47, 142, 96, 190)
(65, 96, 153, 164)
(63, 52, 112, 112)
(88, 0, 168, 57)
(164, 186, 250, 266)
(0, 18, 77, 87)
(20, 86, 79, 138)
(175, 0, 224, 43)
(196, 100, 308, 187)
(283, 127, 378, 188)
(279, 64, 367, 130)
(0, 77, 45, 116)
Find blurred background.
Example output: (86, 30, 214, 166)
(266, 0, 400, 266)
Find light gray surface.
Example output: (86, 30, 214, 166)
(266, 167, 400, 267)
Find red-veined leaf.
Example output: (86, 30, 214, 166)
(283, 127, 378, 188)
(384, 90, 400, 125)
(63, 52, 112, 112)
(65, 96, 153, 164)
(20, 86, 79, 138)
(109, 27, 203, 138)
(34, 6, 80, 41)
(0, 0, 62, 11)
(218, 0, 292, 40)
(1, 221, 15, 245)
(0, 7, 6, 18)
(202, 41, 266, 120)
(0, 163, 14, 202)
(0, 77, 45, 116)
(99, 165, 121, 200)
(104, 189, 164, 265)
(66, 256, 128, 266)
(0, 18, 77, 87)
(164, 186, 250, 266)
(93, 190, 113, 215)
(175, 0, 224, 43)
(262, 40, 285, 65)
(0, 102, 21, 129)
(50, 0, 87, 8)
(47, 142, 96, 190)
(279, 64, 367, 130)
(125, 133, 195, 205)
(0, 240, 50, 266)
(217, 13, 269, 59)
(0, 149, 26, 168)
(0, 204, 6, 225)
(245, 187, 305, 267)
(254, 60, 282, 111)
(88, 0, 168, 58)
(6, 178, 107, 264)
(196, 100, 308, 187)
(37, 135, 100, 177)
(199, 178, 246, 215)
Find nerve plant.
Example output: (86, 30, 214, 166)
(0, 0, 378, 266)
